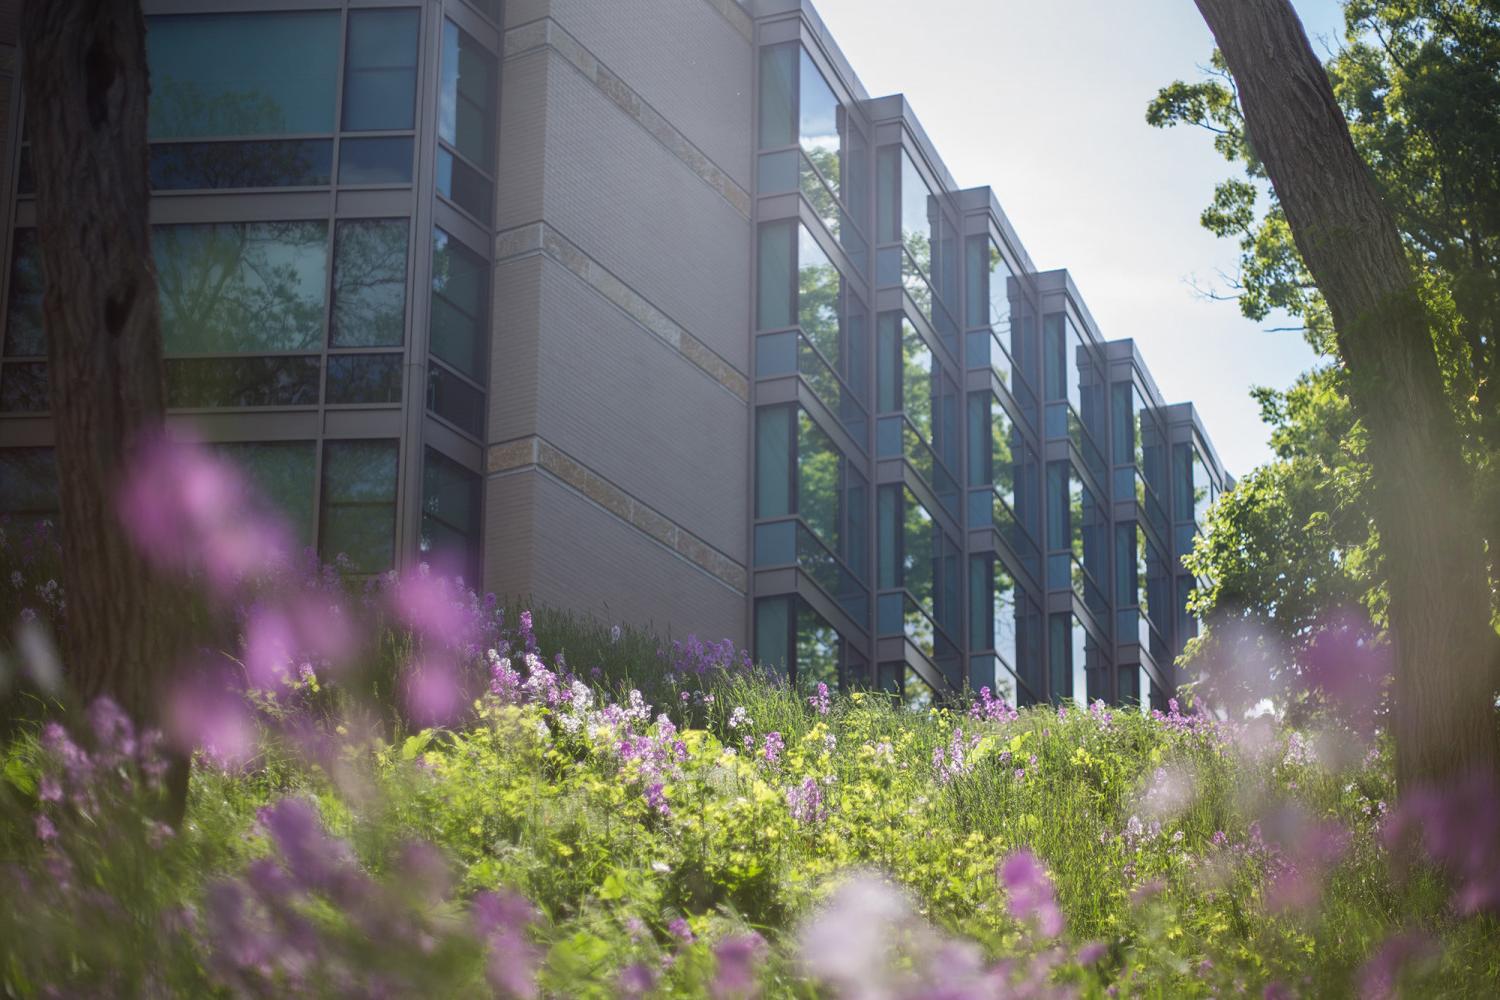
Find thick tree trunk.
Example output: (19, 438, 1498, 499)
(21, 1, 187, 816)
(1192, 0, 1500, 792)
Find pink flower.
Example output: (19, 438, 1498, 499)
(34, 814, 57, 843)
(999, 850, 1064, 938)
(119, 433, 291, 593)
(402, 659, 466, 729)
(710, 932, 766, 999)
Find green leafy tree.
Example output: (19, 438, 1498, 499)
(1151, 1, 1500, 690)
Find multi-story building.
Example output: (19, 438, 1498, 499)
(0, 0, 1229, 707)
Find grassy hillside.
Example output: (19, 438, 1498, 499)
(2, 607, 1497, 997)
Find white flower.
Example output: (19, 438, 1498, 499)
(651, 861, 670, 873)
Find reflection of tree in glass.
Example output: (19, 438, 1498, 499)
(798, 242, 843, 409)
(796, 601, 840, 689)
(151, 81, 290, 142)
(797, 411, 841, 555)
(991, 405, 1017, 508)
(801, 147, 842, 237)
(902, 322, 935, 446)
(214, 441, 316, 547)
(902, 490, 937, 626)
(320, 440, 398, 573)
(332, 220, 409, 347)
(150, 138, 329, 190)
(156, 221, 327, 355)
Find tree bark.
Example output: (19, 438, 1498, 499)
(1192, 0, 1500, 792)
(21, 1, 187, 816)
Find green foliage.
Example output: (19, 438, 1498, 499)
(1149, 1, 1500, 683)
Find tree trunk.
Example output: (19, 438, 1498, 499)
(21, 0, 188, 818)
(1192, 0, 1500, 792)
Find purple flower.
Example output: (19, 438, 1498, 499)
(472, 890, 541, 999)
(645, 782, 671, 818)
(1384, 771, 1500, 915)
(34, 814, 57, 843)
(37, 776, 61, 803)
(711, 932, 766, 999)
(668, 916, 694, 942)
(617, 962, 657, 997)
(807, 682, 831, 716)
(999, 850, 1064, 938)
(786, 777, 827, 824)
(1356, 931, 1437, 999)
(401, 659, 466, 729)
(761, 732, 785, 765)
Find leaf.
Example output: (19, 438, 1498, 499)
(401, 730, 434, 761)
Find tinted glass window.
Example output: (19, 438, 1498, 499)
(216, 441, 317, 547)
(429, 229, 488, 381)
(756, 406, 792, 519)
(4, 230, 44, 357)
(338, 136, 414, 185)
(156, 221, 328, 354)
(439, 20, 496, 170)
(150, 139, 332, 190)
(0, 447, 58, 533)
(320, 439, 398, 572)
(147, 12, 340, 139)
(427, 364, 486, 437)
(0, 362, 47, 412)
(421, 448, 482, 580)
(900, 151, 935, 276)
(436, 147, 494, 223)
(754, 596, 792, 675)
(332, 219, 409, 347)
(328, 354, 403, 404)
(758, 44, 796, 150)
(756, 221, 795, 331)
(166, 356, 320, 408)
(343, 9, 420, 132)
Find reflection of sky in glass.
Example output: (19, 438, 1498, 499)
(799, 49, 841, 159)
(993, 562, 1020, 672)
(439, 21, 459, 148)
(901, 151, 934, 275)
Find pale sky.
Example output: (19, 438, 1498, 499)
(810, 0, 1348, 476)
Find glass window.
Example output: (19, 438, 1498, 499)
(332, 220, 409, 348)
(967, 236, 1012, 332)
(328, 354, 403, 405)
(338, 136, 415, 185)
(757, 221, 795, 331)
(343, 9, 420, 132)
(1043, 313, 1079, 411)
(1, 362, 47, 412)
(755, 406, 792, 519)
(215, 441, 316, 547)
(147, 12, 341, 139)
(899, 150, 935, 277)
(166, 356, 320, 408)
(1173, 443, 1217, 526)
(429, 228, 489, 381)
(754, 595, 792, 674)
(427, 364, 486, 438)
(0, 447, 58, 534)
(4, 230, 44, 357)
(901, 486, 938, 620)
(319, 439, 398, 573)
(1049, 613, 1099, 707)
(878, 313, 935, 443)
(796, 600, 841, 690)
(799, 49, 840, 194)
(421, 448, 482, 581)
(156, 221, 328, 354)
(436, 148, 494, 224)
(797, 409, 842, 553)
(757, 45, 796, 150)
(798, 226, 843, 371)
(1048, 461, 1108, 612)
(149, 139, 333, 190)
(439, 20, 496, 170)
